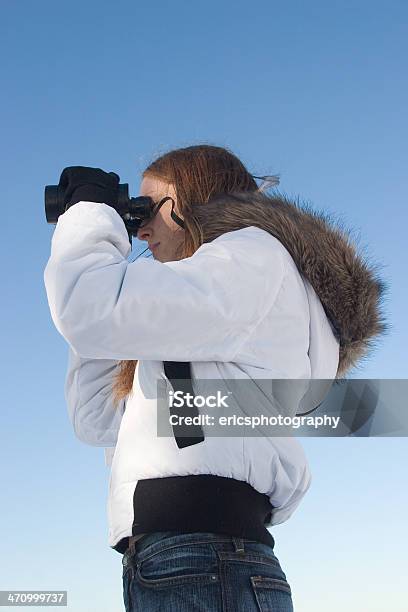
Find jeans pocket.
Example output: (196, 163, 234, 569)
(135, 543, 220, 589)
(135, 564, 220, 589)
(250, 575, 293, 612)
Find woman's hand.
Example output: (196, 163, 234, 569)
(58, 166, 120, 210)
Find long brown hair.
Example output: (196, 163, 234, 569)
(111, 144, 261, 407)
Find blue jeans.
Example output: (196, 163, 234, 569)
(122, 531, 294, 611)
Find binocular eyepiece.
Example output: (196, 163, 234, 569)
(44, 182, 155, 243)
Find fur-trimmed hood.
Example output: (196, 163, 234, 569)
(190, 190, 389, 378)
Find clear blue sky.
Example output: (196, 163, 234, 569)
(1, 1, 407, 610)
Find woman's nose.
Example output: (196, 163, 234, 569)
(137, 223, 152, 241)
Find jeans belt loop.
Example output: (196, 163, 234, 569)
(232, 537, 245, 553)
(128, 535, 138, 557)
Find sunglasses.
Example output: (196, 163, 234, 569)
(141, 196, 185, 230)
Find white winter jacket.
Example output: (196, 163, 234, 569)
(44, 199, 345, 553)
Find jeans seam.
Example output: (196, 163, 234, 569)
(217, 552, 280, 568)
(125, 566, 133, 610)
(251, 575, 292, 593)
(219, 556, 229, 612)
(134, 537, 235, 564)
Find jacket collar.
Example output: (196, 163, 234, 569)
(191, 191, 389, 377)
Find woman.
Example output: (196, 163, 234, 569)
(44, 144, 387, 611)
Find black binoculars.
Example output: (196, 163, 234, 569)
(44, 180, 155, 244)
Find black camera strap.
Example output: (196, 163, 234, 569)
(163, 361, 205, 449)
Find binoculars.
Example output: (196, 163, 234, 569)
(44, 180, 155, 244)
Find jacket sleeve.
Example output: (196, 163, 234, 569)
(64, 345, 126, 447)
(44, 201, 286, 361)
(267, 462, 312, 526)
